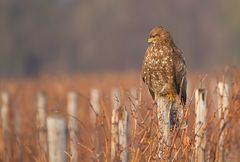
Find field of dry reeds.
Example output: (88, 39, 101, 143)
(0, 70, 240, 162)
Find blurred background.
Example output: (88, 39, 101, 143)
(0, 0, 240, 77)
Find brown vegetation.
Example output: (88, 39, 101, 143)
(0, 71, 240, 162)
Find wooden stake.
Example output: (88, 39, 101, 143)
(157, 96, 176, 159)
(47, 115, 66, 162)
(195, 89, 207, 162)
(14, 107, 22, 162)
(90, 88, 102, 160)
(1, 92, 10, 138)
(1, 92, 10, 161)
(36, 91, 47, 155)
(217, 82, 229, 162)
(90, 88, 100, 125)
(111, 89, 120, 161)
(111, 88, 128, 162)
(118, 108, 128, 162)
(67, 91, 78, 162)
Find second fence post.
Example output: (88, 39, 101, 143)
(67, 91, 78, 162)
(111, 88, 128, 162)
(195, 89, 207, 162)
(90, 88, 100, 125)
(36, 91, 47, 156)
(118, 103, 128, 162)
(1, 92, 10, 138)
(1, 92, 11, 162)
(217, 82, 229, 162)
(47, 115, 67, 162)
(111, 89, 120, 161)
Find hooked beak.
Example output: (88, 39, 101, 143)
(148, 37, 154, 43)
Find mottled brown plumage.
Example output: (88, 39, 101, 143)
(142, 26, 187, 104)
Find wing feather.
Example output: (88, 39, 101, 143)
(173, 47, 187, 105)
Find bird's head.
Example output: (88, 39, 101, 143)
(148, 26, 173, 45)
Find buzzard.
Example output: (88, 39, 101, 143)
(142, 26, 187, 105)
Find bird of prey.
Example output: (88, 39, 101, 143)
(142, 26, 187, 105)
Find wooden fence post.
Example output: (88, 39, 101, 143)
(67, 91, 78, 162)
(14, 107, 22, 162)
(111, 89, 128, 162)
(1, 92, 10, 161)
(90, 88, 101, 160)
(90, 88, 100, 125)
(157, 97, 177, 159)
(47, 115, 66, 162)
(1, 92, 10, 137)
(36, 91, 47, 156)
(195, 89, 207, 162)
(130, 88, 138, 137)
(217, 82, 229, 162)
(111, 89, 120, 161)
(118, 108, 128, 162)
(14, 109, 21, 136)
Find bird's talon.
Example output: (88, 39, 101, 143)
(167, 94, 175, 102)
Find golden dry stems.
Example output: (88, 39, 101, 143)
(0, 72, 239, 161)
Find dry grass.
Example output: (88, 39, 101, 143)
(0, 71, 240, 162)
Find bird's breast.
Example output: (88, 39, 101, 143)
(144, 45, 173, 71)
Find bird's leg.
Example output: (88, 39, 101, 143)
(166, 93, 178, 130)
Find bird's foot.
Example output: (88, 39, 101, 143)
(166, 93, 176, 102)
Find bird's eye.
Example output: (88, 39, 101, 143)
(151, 34, 157, 37)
